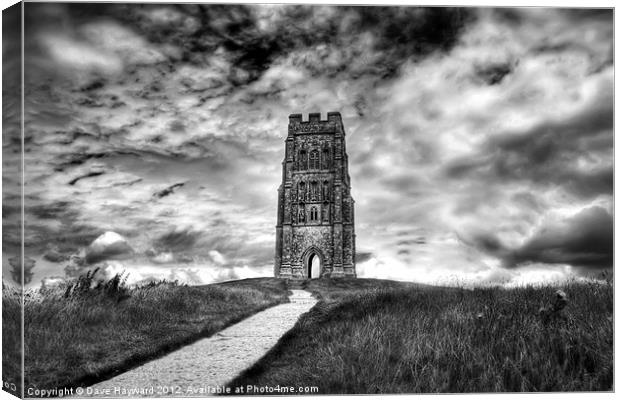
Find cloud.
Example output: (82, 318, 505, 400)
(355, 251, 374, 263)
(42, 34, 124, 74)
(41, 276, 67, 290)
(85, 231, 134, 264)
(359, 8, 613, 281)
(68, 170, 106, 186)
(505, 206, 613, 270)
(64, 260, 274, 287)
(477, 82, 613, 199)
(8, 257, 36, 285)
(43, 248, 70, 263)
(152, 182, 185, 199)
(208, 250, 227, 266)
(79, 20, 168, 66)
(463, 205, 612, 273)
(151, 252, 175, 264)
(152, 228, 202, 252)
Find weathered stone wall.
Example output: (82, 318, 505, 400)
(290, 226, 333, 278)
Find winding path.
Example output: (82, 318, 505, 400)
(80, 290, 317, 398)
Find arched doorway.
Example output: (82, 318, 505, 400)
(308, 253, 321, 279)
(302, 246, 324, 279)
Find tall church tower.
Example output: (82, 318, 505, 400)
(275, 112, 356, 279)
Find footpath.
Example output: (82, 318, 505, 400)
(80, 290, 317, 398)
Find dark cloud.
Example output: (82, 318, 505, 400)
(168, 120, 186, 133)
(491, 8, 525, 25)
(561, 9, 614, 22)
(505, 206, 613, 270)
(355, 251, 374, 263)
(153, 228, 202, 252)
(3, 3, 23, 259)
(442, 85, 612, 200)
(489, 106, 612, 198)
(8, 257, 36, 285)
(493, 100, 612, 160)
(68, 170, 105, 185)
(85, 239, 134, 264)
(111, 178, 142, 187)
(29, 201, 76, 220)
(467, 207, 613, 272)
(2, 204, 19, 220)
(37, 4, 473, 84)
(2, 191, 104, 254)
(396, 237, 426, 246)
(3, 3, 22, 96)
(475, 62, 513, 85)
(510, 192, 546, 213)
(43, 246, 71, 263)
(348, 7, 472, 62)
(153, 182, 185, 199)
(79, 78, 106, 92)
(52, 148, 106, 171)
(50, 225, 102, 249)
(466, 232, 506, 256)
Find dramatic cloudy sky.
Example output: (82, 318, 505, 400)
(2, 4, 613, 288)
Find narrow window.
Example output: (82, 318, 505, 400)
(322, 148, 330, 169)
(310, 150, 319, 169)
(299, 150, 307, 170)
(310, 207, 318, 221)
(299, 203, 306, 222)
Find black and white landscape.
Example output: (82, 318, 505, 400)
(3, 4, 612, 289)
(1, 3, 614, 397)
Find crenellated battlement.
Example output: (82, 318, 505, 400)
(289, 111, 342, 123)
(288, 112, 343, 134)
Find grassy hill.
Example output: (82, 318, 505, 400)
(229, 277, 613, 393)
(4, 274, 613, 396)
(2, 276, 289, 396)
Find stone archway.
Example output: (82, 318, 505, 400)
(308, 254, 321, 279)
(302, 246, 324, 279)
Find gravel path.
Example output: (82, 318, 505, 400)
(79, 290, 317, 398)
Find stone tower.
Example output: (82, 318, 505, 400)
(275, 112, 356, 279)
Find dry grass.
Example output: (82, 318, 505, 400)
(2, 276, 289, 395)
(230, 277, 613, 393)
